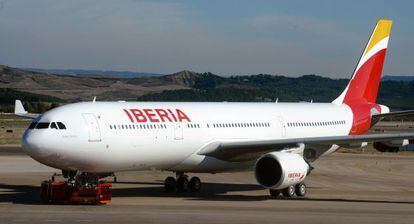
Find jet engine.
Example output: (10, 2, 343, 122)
(254, 152, 309, 190)
(373, 139, 409, 152)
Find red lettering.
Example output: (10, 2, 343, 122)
(155, 109, 172, 122)
(130, 109, 147, 122)
(176, 109, 191, 122)
(167, 109, 178, 122)
(123, 109, 134, 122)
(143, 109, 159, 122)
(124, 108, 191, 123)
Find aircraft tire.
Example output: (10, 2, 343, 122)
(295, 182, 307, 197)
(177, 176, 189, 192)
(164, 176, 177, 192)
(189, 177, 201, 192)
(269, 189, 281, 197)
(282, 185, 296, 198)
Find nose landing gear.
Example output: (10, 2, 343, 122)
(164, 173, 201, 193)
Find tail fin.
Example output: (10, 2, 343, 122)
(14, 100, 27, 114)
(333, 19, 392, 105)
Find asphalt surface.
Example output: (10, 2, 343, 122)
(0, 148, 413, 224)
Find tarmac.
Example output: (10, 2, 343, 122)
(0, 147, 413, 224)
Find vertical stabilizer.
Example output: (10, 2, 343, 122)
(333, 19, 392, 105)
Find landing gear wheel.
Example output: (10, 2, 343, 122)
(282, 185, 296, 198)
(189, 177, 201, 192)
(177, 176, 189, 192)
(295, 182, 307, 197)
(164, 176, 177, 192)
(269, 189, 281, 197)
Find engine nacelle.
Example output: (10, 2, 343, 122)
(373, 140, 409, 152)
(254, 152, 309, 190)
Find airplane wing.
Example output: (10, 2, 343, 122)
(14, 100, 40, 119)
(197, 132, 414, 161)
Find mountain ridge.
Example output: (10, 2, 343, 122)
(21, 67, 164, 78)
(0, 65, 413, 110)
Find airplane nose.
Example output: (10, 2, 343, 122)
(21, 129, 64, 169)
(22, 130, 42, 154)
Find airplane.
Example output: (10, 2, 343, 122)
(14, 19, 414, 200)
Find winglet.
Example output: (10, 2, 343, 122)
(14, 100, 28, 115)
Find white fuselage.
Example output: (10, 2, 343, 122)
(22, 102, 354, 173)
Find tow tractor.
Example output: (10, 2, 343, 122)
(40, 172, 112, 204)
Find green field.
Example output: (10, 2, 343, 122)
(0, 115, 30, 145)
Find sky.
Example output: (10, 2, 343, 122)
(0, 0, 413, 78)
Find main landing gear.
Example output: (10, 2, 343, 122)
(164, 173, 201, 192)
(269, 182, 307, 198)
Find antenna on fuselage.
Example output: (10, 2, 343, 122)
(92, 96, 97, 103)
(275, 98, 278, 103)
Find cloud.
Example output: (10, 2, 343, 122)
(249, 14, 355, 40)
(0, 1, 411, 77)
(0, 0, 5, 11)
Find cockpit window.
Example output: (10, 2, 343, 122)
(57, 122, 66, 129)
(28, 122, 37, 129)
(50, 122, 58, 129)
(36, 122, 50, 129)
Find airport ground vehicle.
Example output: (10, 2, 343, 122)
(40, 173, 112, 204)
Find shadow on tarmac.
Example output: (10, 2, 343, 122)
(0, 184, 41, 204)
(1, 182, 413, 205)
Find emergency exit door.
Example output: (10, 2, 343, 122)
(278, 116, 286, 137)
(174, 123, 183, 140)
(82, 113, 101, 142)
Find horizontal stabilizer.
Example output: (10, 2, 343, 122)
(372, 110, 414, 119)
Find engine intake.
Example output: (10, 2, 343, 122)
(255, 152, 309, 190)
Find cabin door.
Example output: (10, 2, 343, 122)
(278, 116, 286, 137)
(82, 113, 102, 142)
(174, 123, 184, 140)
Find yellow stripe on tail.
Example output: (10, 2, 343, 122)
(362, 19, 392, 57)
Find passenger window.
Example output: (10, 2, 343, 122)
(56, 122, 66, 130)
(51, 122, 58, 129)
(36, 122, 50, 129)
(28, 122, 37, 129)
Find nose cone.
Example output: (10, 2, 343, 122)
(22, 130, 45, 157)
(22, 129, 61, 168)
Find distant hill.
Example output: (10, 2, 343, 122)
(0, 65, 190, 102)
(1, 64, 414, 111)
(382, 75, 414, 82)
(21, 68, 163, 78)
(138, 74, 414, 110)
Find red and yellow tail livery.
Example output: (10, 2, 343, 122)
(333, 19, 392, 134)
(334, 19, 392, 105)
